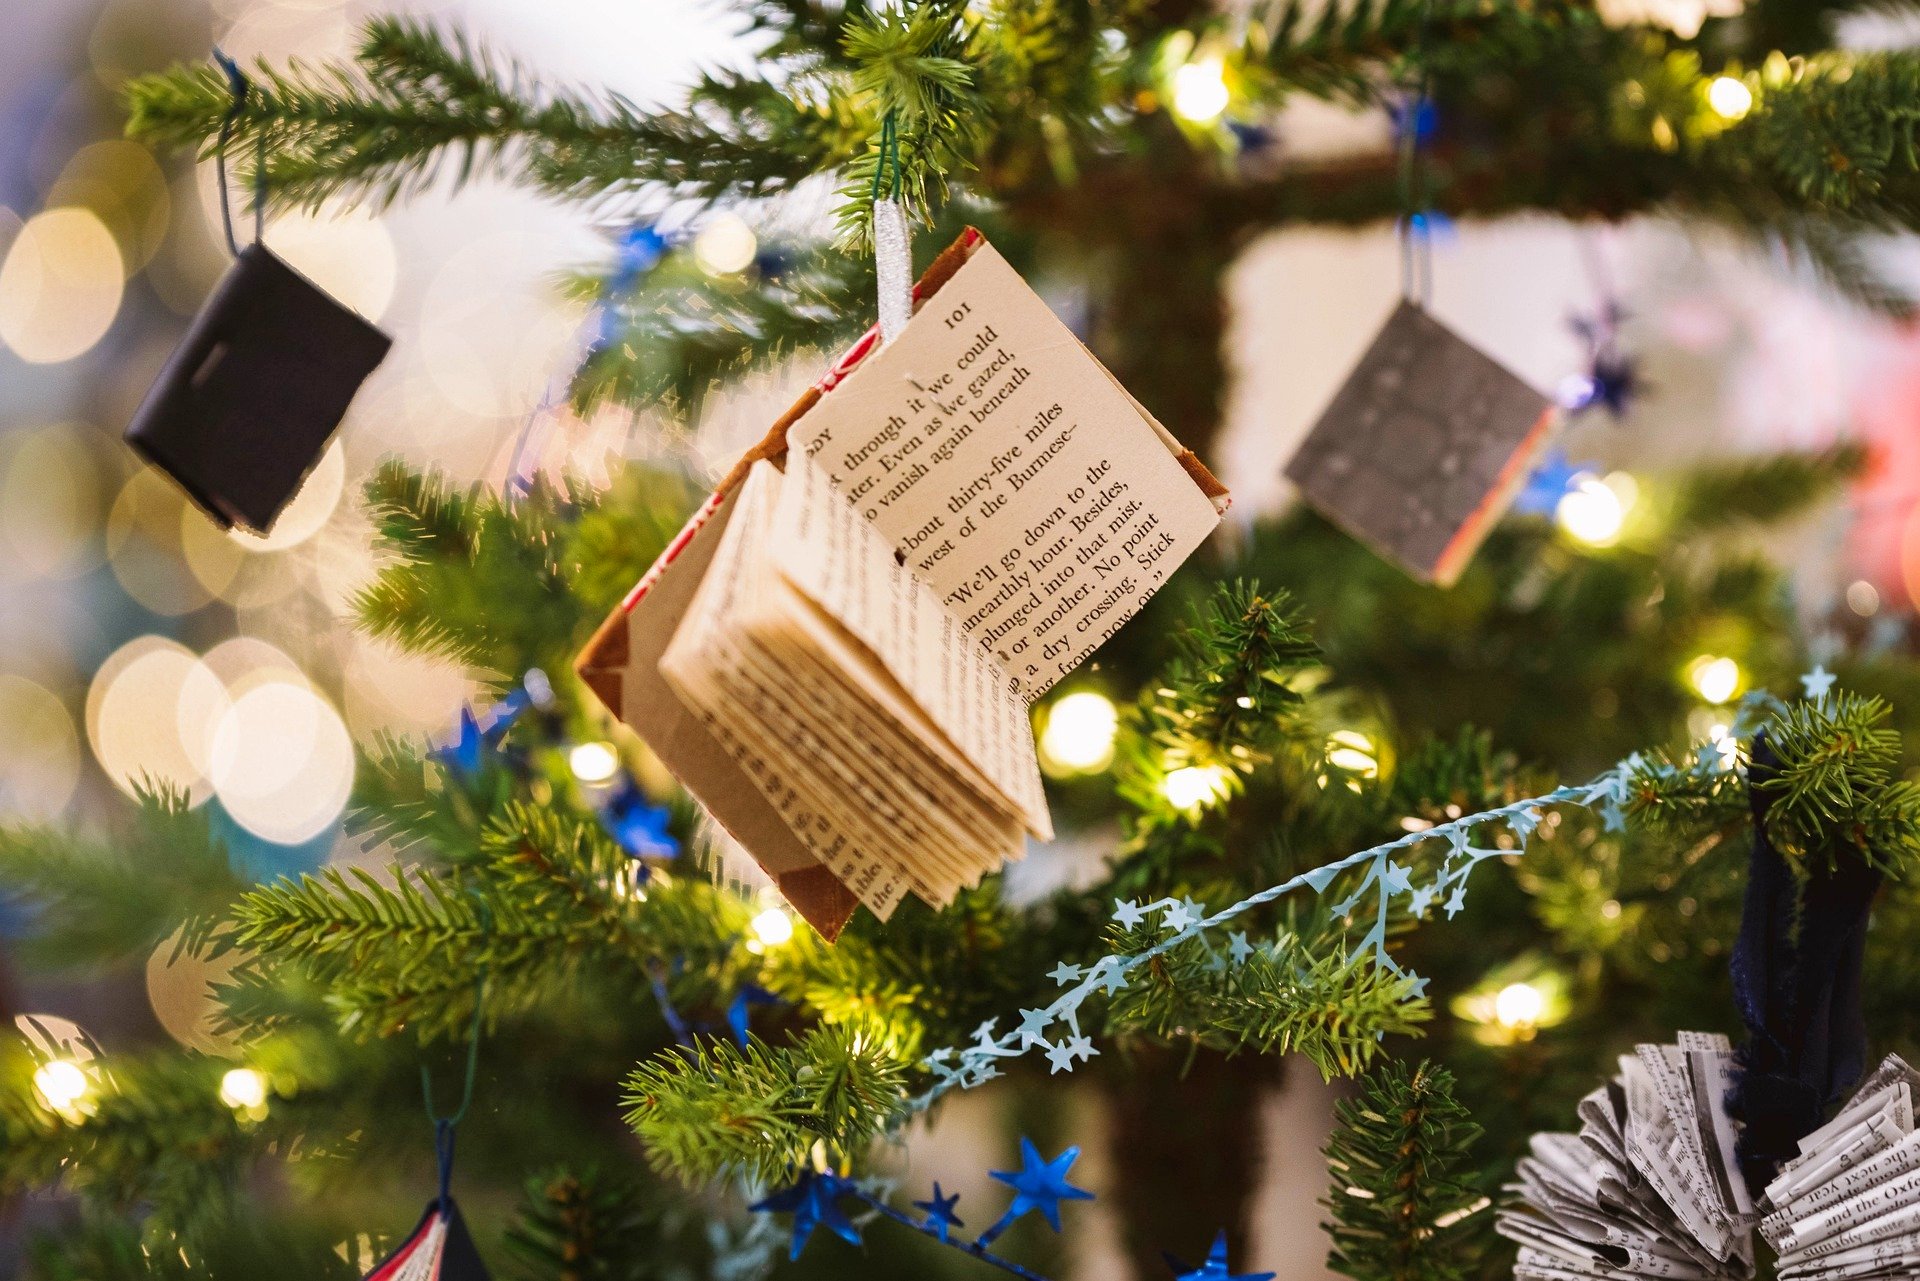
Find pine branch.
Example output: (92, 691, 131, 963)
(834, 3, 982, 248)
(1118, 581, 1319, 821)
(0, 786, 243, 972)
(1102, 911, 1429, 1080)
(1665, 444, 1870, 533)
(352, 464, 583, 681)
(1322, 1060, 1487, 1281)
(568, 242, 875, 420)
(229, 804, 748, 1039)
(0, 1042, 263, 1238)
(624, 1024, 908, 1186)
(1758, 690, 1920, 871)
(25, 1208, 361, 1281)
(505, 1167, 707, 1280)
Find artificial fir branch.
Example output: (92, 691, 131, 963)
(229, 806, 747, 1039)
(504, 1167, 712, 1281)
(0, 786, 243, 970)
(624, 1024, 909, 1185)
(567, 242, 877, 418)
(1103, 916, 1429, 1079)
(1664, 443, 1870, 533)
(1118, 582, 1318, 822)
(1321, 1060, 1487, 1281)
(1757, 691, 1920, 870)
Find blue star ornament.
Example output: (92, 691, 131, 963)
(432, 707, 487, 780)
(913, 1184, 964, 1243)
(599, 777, 679, 861)
(751, 1171, 861, 1260)
(1165, 1229, 1275, 1281)
(990, 1138, 1095, 1232)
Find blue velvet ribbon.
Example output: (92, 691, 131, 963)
(1729, 733, 1884, 1192)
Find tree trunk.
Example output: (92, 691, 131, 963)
(1102, 1049, 1279, 1279)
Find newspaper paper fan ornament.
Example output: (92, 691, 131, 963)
(1760, 1053, 1920, 1280)
(1498, 1031, 1756, 1279)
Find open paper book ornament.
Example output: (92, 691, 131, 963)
(125, 243, 391, 533)
(577, 229, 1228, 940)
(1284, 300, 1555, 587)
(362, 1199, 489, 1281)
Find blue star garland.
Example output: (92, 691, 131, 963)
(985, 1139, 1095, 1237)
(913, 1183, 964, 1243)
(1164, 1230, 1276, 1281)
(754, 1138, 1103, 1279)
(750, 1171, 862, 1261)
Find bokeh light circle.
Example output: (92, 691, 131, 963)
(84, 636, 228, 802)
(209, 679, 354, 844)
(0, 207, 125, 363)
(0, 675, 81, 818)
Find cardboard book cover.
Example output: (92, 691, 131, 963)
(1285, 300, 1556, 587)
(576, 228, 1229, 940)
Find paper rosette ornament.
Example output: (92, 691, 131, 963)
(1501, 1038, 1920, 1279)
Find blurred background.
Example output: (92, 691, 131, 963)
(5, 0, 1920, 1276)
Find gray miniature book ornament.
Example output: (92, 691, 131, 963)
(1285, 300, 1556, 586)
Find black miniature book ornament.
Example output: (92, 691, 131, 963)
(1285, 300, 1555, 586)
(123, 50, 390, 534)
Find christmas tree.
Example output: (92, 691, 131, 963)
(6, 2, 1920, 1278)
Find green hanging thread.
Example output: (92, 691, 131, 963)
(421, 895, 490, 1131)
(868, 108, 903, 205)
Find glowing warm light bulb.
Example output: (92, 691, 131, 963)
(1039, 691, 1119, 774)
(1493, 982, 1545, 1030)
(693, 214, 758, 275)
(1161, 764, 1230, 811)
(751, 907, 795, 947)
(33, 1060, 91, 1115)
(1556, 475, 1625, 546)
(1707, 76, 1753, 120)
(1325, 730, 1380, 778)
(219, 1067, 268, 1111)
(1171, 57, 1231, 124)
(1688, 655, 1742, 705)
(569, 741, 620, 783)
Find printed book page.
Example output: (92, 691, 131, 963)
(659, 464, 911, 917)
(786, 240, 1221, 698)
(771, 451, 1050, 837)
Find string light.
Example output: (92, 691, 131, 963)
(1687, 655, 1742, 705)
(1171, 57, 1231, 124)
(693, 214, 757, 275)
(1555, 474, 1627, 546)
(1707, 76, 1753, 120)
(33, 1060, 93, 1118)
(219, 1067, 269, 1114)
(1038, 691, 1119, 774)
(1161, 764, 1231, 812)
(1325, 730, 1380, 778)
(569, 741, 620, 783)
(1847, 580, 1881, 617)
(1493, 982, 1546, 1031)
(751, 907, 795, 948)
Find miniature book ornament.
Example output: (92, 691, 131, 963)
(125, 243, 391, 533)
(1285, 300, 1555, 586)
(577, 229, 1228, 939)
